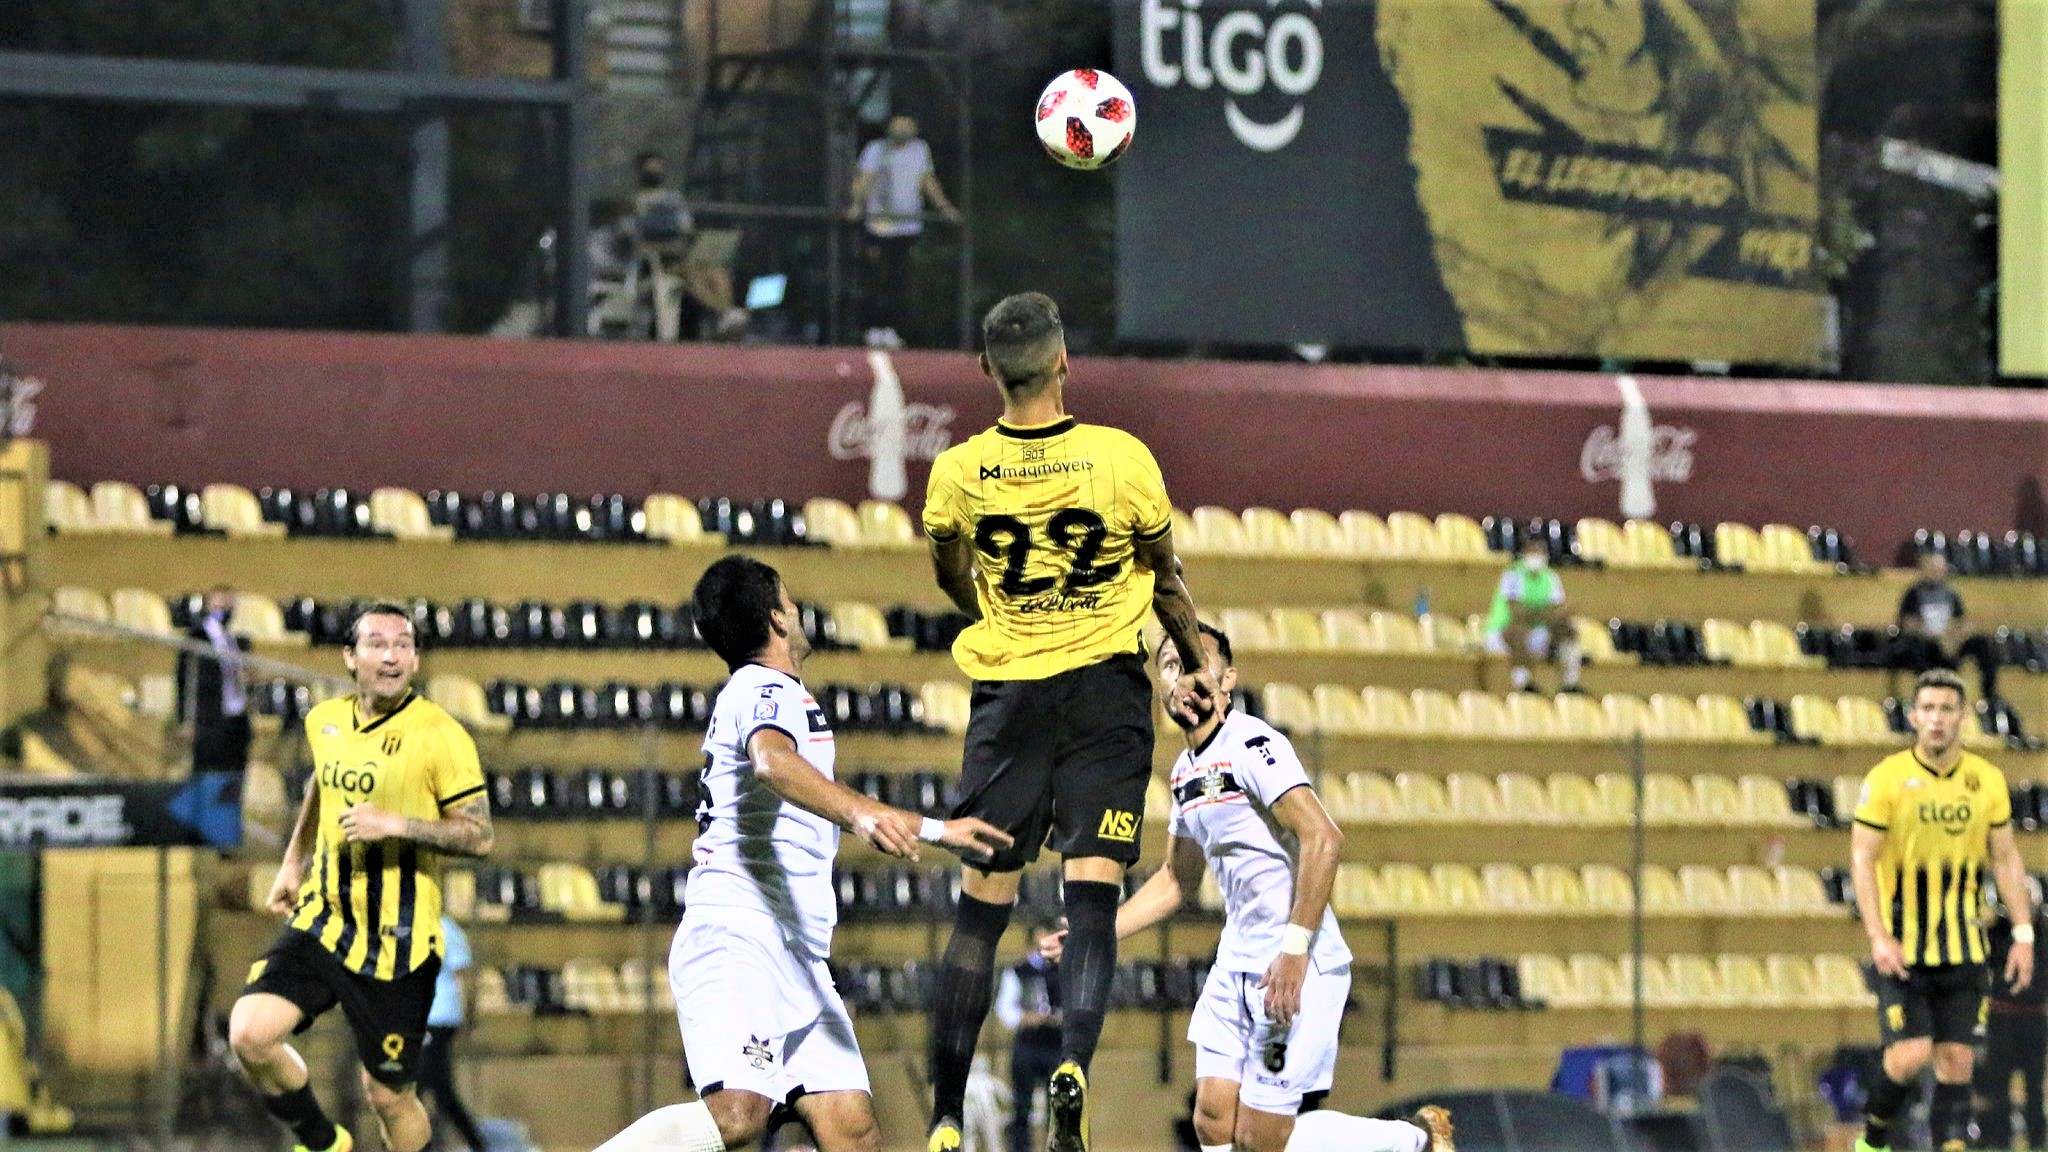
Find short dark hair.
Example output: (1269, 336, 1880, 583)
(347, 601, 416, 645)
(1200, 622, 1233, 667)
(693, 555, 784, 669)
(1913, 668, 1968, 705)
(981, 292, 1065, 390)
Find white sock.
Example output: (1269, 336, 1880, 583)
(1201, 1145, 1233, 1152)
(595, 1100, 728, 1152)
(1288, 1111, 1427, 1152)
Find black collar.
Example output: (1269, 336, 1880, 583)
(996, 417, 1076, 440)
(1189, 711, 1233, 758)
(356, 692, 416, 733)
(1913, 749, 1960, 778)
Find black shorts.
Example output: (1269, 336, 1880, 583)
(244, 928, 440, 1087)
(1870, 961, 1990, 1046)
(949, 653, 1155, 873)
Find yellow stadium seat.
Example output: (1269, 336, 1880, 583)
(1386, 511, 1443, 559)
(540, 863, 625, 922)
(428, 674, 513, 734)
(1518, 955, 1587, 1007)
(1789, 694, 1844, 744)
(1330, 510, 1383, 555)
(1503, 693, 1561, 740)
(1726, 865, 1780, 912)
(1169, 507, 1202, 552)
(1347, 773, 1403, 824)
(562, 959, 626, 1012)
(1366, 611, 1428, 655)
(1701, 618, 1760, 666)
(1192, 506, 1250, 554)
(1701, 694, 1771, 745)
(1531, 864, 1588, 910)
(44, 481, 96, 533)
(920, 681, 972, 734)
(1573, 616, 1633, 665)
(856, 500, 917, 547)
(644, 493, 707, 543)
(1433, 513, 1492, 562)
(197, 483, 281, 538)
(1268, 608, 1324, 650)
(1669, 954, 1726, 1008)
(1814, 955, 1877, 1007)
(1312, 684, 1368, 735)
(1381, 864, 1437, 909)
(1714, 522, 1766, 570)
(1497, 772, 1554, 823)
(1765, 955, 1820, 1006)
(1289, 508, 1346, 555)
(1419, 612, 1472, 653)
(1321, 609, 1373, 651)
(1546, 775, 1606, 825)
(1555, 693, 1614, 741)
(1447, 772, 1505, 822)
(1219, 608, 1278, 652)
(109, 589, 175, 637)
(1483, 864, 1537, 911)
(1964, 709, 2003, 751)
(369, 487, 453, 542)
(1738, 775, 1802, 826)
(1775, 866, 1831, 914)
(1408, 689, 1459, 735)
(136, 674, 176, 719)
(229, 593, 303, 646)
(1834, 776, 1865, 822)
(1837, 697, 1899, 747)
(53, 587, 111, 627)
(1455, 690, 1511, 739)
(1759, 524, 1829, 574)
(1618, 519, 1683, 570)
(1690, 775, 1744, 826)
(1750, 620, 1825, 669)
(1333, 863, 1383, 916)
(1593, 774, 1637, 824)
(1718, 954, 1773, 1005)
(1644, 773, 1697, 825)
(801, 497, 864, 545)
(1318, 775, 1359, 823)
(441, 868, 476, 921)
(1603, 694, 1652, 739)
(1582, 865, 1634, 913)
(1259, 683, 1317, 734)
(89, 481, 172, 535)
(1574, 518, 1627, 566)
(620, 958, 675, 1011)
(1640, 865, 1684, 913)
(1359, 687, 1414, 735)
(473, 968, 515, 1015)
(1431, 864, 1487, 912)
(1570, 954, 1628, 1006)
(1241, 507, 1301, 553)
(1647, 693, 1708, 742)
(1395, 772, 1452, 822)
(826, 602, 898, 649)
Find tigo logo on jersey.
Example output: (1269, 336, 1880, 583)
(1918, 802, 1973, 835)
(1097, 809, 1140, 843)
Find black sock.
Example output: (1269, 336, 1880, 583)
(1865, 1073, 1915, 1148)
(928, 892, 1013, 1125)
(1059, 880, 1121, 1072)
(263, 1083, 337, 1150)
(1933, 1080, 1973, 1150)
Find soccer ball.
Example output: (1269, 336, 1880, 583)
(1035, 69, 1136, 171)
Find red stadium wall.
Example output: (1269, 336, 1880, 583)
(8, 323, 2046, 560)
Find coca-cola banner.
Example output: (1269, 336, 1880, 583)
(5, 324, 2045, 560)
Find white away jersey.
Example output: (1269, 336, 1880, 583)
(686, 664, 841, 958)
(1168, 711, 1351, 975)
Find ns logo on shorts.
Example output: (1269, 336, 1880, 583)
(1097, 809, 1139, 843)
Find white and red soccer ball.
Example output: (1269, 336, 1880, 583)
(1035, 68, 1136, 171)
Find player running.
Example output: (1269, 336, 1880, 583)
(598, 556, 1010, 1152)
(1041, 624, 1453, 1152)
(921, 291, 1216, 1152)
(230, 604, 494, 1152)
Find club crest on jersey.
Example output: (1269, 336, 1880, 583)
(382, 733, 403, 756)
(754, 699, 778, 721)
(1202, 764, 1227, 801)
(743, 1035, 775, 1070)
(1965, 770, 1980, 792)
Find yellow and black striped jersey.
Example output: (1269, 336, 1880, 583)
(289, 693, 486, 980)
(922, 417, 1173, 681)
(1854, 748, 2011, 967)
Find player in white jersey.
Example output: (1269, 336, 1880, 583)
(598, 556, 1011, 1152)
(1043, 624, 1453, 1152)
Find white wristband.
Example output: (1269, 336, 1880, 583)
(2014, 923, 2036, 945)
(1279, 924, 1313, 956)
(919, 817, 945, 844)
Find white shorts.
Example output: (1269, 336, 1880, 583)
(1187, 963, 1350, 1114)
(669, 907, 870, 1106)
(1484, 625, 1551, 657)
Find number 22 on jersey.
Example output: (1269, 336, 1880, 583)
(974, 508, 1120, 603)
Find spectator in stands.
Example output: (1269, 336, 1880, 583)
(994, 915, 1063, 1152)
(845, 115, 962, 349)
(178, 586, 251, 775)
(421, 915, 487, 1152)
(1484, 537, 1584, 694)
(1979, 889, 2048, 1152)
(625, 150, 746, 340)
(1895, 551, 2001, 701)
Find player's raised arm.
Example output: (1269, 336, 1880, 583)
(746, 727, 1011, 863)
(1135, 531, 1214, 711)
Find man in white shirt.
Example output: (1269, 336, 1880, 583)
(845, 115, 962, 349)
(1043, 624, 1453, 1152)
(597, 555, 1010, 1152)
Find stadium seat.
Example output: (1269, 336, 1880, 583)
(1545, 775, 1605, 825)
(44, 481, 96, 533)
(1726, 866, 1780, 913)
(1517, 954, 1585, 1008)
(472, 968, 514, 1015)
(1700, 618, 1758, 666)
(827, 602, 897, 650)
(1759, 524, 1829, 574)
(1531, 864, 1588, 910)
(1581, 865, 1634, 913)
(194, 484, 280, 538)
(1736, 775, 1800, 826)
(89, 481, 172, 535)
(1713, 522, 1766, 570)
(1593, 774, 1637, 824)
(110, 589, 175, 637)
(1258, 683, 1316, 733)
(1667, 954, 1725, 1008)
(1431, 864, 1487, 912)
(1333, 863, 1382, 916)
(1746, 620, 1821, 669)
(1337, 510, 1391, 556)
(1456, 690, 1511, 739)
(1385, 511, 1442, 559)
(1288, 508, 1346, 554)
(562, 959, 626, 1012)
(1640, 865, 1684, 913)
(1216, 609, 1276, 652)
(799, 498, 860, 546)
(1419, 613, 1471, 653)
(1347, 773, 1403, 824)
(1241, 507, 1301, 553)
(1433, 513, 1492, 562)
(1621, 519, 1690, 569)
(1569, 954, 1627, 1006)
(1320, 609, 1373, 651)
(1644, 774, 1698, 825)
(538, 864, 625, 922)
(135, 674, 175, 718)
(229, 594, 302, 646)
(1312, 684, 1368, 735)
(1395, 772, 1452, 822)
(1503, 693, 1561, 740)
(369, 488, 453, 541)
(643, 494, 706, 543)
(1701, 694, 1771, 745)
(429, 675, 514, 734)
(1574, 518, 1627, 567)
(1357, 687, 1413, 735)
(1775, 866, 1831, 914)
(1832, 776, 1864, 822)
(1602, 694, 1652, 739)
(1690, 776, 1744, 826)
(1572, 617, 1631, 666)
(1497, 773, 1553, 823)
(1191, 506, 1250, 554)
(1813, 955, 1877, 1007)
(856, 501, 917, 547)
(1447, 772, 1506, 822)
(1380, 864, 1437, 910)
(1366, 611, 1428, 655)
(1836, 697, 1897, 747)
(919, 681, 971, 734)
(1765, 955, 1820, 1006)
(1789, 695, 1844, 744)
(52, 587, 111, 627)
(1408, 688, 1459, 735)
(1268, 608, 1323, 650)
(1646, 693, 1708, 742)
(1553, 693, 1612, 741)
(1483, 864, 1537, 911)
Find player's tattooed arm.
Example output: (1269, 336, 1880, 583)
(402, 793, 495, 858)
(928, 532, 984, 621)
(1135, 532, 1213, 702)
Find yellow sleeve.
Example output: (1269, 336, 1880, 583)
(432, 721, 487, 809)
(1989, 767, 2013, 827)
(1852, 768, 1897, 829)
(921, 451, 963, 542)
(1120, 437, 1172, 541)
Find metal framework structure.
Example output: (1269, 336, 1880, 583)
(0, 0, 593, 337)
(686, 0, 974, 348)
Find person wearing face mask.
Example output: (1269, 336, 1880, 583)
(179, 585, 253, 775)
(845, 115, 962, 349)
(1482, 537, 1583, 694)
(628, 150, 745, 340)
